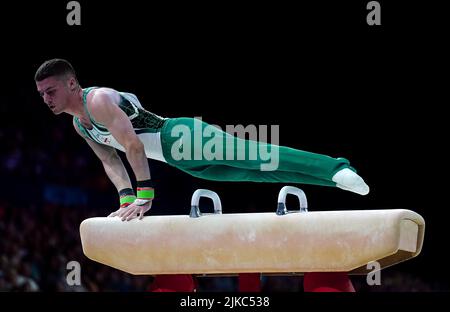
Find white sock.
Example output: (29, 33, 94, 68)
(332, 168, 370, 195)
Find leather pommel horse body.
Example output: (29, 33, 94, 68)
(80, 187, 425, 276)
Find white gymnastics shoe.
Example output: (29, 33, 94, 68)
(332, 168, 370, 195)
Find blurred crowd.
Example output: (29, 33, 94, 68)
(0, 122, 153, 291)
(0, 123, 439, 292)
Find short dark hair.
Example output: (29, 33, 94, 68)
(34, 58, 78, 82)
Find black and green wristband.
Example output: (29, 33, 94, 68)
(136, 179, 155, 200)
(119, 188, 136, 207)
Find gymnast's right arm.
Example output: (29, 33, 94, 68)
(72, 118, 134, 215)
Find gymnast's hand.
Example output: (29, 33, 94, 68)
(108, 199, 153, 221)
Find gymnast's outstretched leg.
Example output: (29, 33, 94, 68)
(160, 117, 369, 195)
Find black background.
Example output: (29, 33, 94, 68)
(0, 0, 448, 298)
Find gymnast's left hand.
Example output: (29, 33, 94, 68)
(111, 200, 153, 221)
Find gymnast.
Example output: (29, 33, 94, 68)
(35, 58, 369, 221)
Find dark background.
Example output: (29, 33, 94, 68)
(0, 0, 448, 292)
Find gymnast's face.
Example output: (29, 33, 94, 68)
(36, 75, 76, 115)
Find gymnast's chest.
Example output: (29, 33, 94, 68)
(83, 123, 115, 145)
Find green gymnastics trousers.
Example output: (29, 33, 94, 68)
(159, 117, 354, 187)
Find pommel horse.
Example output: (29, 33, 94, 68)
(80, 186, 425, 292)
